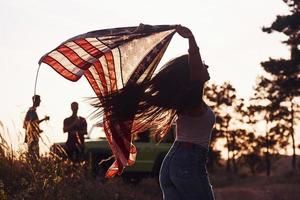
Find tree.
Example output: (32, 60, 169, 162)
(230, 97, 257, 173)
(240, 134, 264, 175)
(261, 0, 300, 169)
(205, 82, 240, 172)
(249, 76, 290, 176)
(204, 84, 222, 170)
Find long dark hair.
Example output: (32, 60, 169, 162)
(90, 54, 204, 139)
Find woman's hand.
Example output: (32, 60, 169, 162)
(176, 25, 194, 39)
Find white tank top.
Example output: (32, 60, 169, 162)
(175, 106, 215, 149)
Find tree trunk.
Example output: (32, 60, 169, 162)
(226, 134, 231, 172)
(291, 132, 296, 170)
(232, 152, 237, 173)
(290, 100, 296, 170)
(232, 134, 238, 173)
(266, 147, 271, 176)
(265, 118, 271, 176)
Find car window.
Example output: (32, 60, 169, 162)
(88, 125, 106, 139)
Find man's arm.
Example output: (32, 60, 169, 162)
(38, 116, 50, 124)
(63, 119, 71, 133)
(23, 110, 30, 129)
(81, 117, 88, 135)
(63, 117, 80, 133)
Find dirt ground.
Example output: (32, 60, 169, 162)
(123, 169, 300, 200)
(112, 172, 299, 200)
(215, 182, 300, 200)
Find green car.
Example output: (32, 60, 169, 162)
(51, 124, 176, 182)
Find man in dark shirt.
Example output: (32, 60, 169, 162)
(63, 102, 87, 162)
(23, 95, 49, 159)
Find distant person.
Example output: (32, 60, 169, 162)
(23, 95, 49, 159)
(63, 102, 87, 163)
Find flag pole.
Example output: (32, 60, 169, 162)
(34, 64, 42, 95)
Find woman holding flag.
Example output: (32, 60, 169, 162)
(93, 25, 215, 200)
(39, 24, 215, 200)
(158, 25, 215, 200)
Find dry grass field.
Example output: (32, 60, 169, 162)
(1, 125, 299, 200)
(0, 151, 299, 200)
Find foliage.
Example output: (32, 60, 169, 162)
(261, 0, 300, 169)
(205, 82, 251, 173)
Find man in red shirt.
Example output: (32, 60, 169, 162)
(23, 95, 49, 159)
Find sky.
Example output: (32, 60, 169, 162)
(0, 0, 298, 153)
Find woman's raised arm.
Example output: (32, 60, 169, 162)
(176, 25, 207, 82)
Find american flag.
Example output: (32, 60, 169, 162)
(39, 24, 176, 177)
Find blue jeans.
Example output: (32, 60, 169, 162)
(159, 141, 215, 200)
